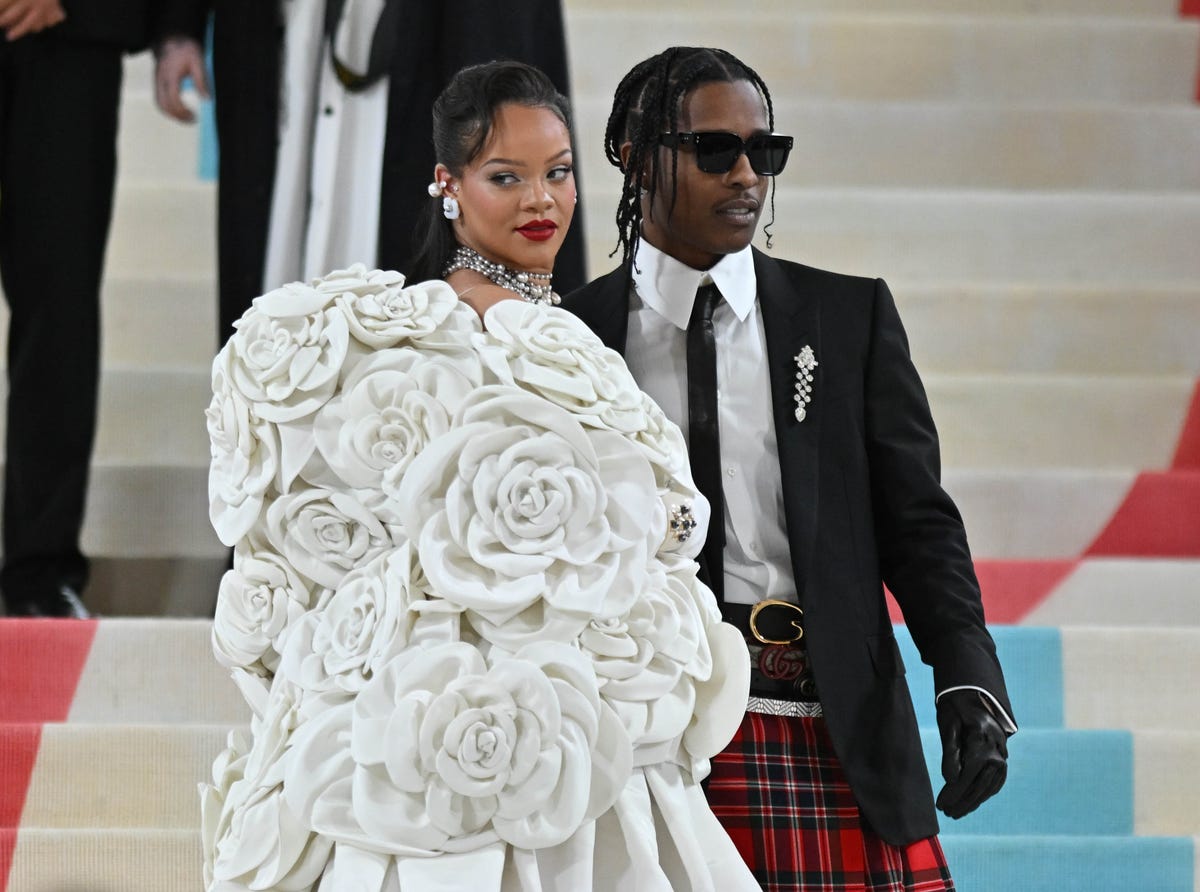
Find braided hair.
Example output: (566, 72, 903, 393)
(409, 60, 572, 284)
(604, 47, 777, 269)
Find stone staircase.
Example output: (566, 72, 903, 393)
(0, 1, 1198, 889)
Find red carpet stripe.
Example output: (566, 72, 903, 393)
(0, 620, 99, 722)
(886, 559, 1077, 624)
(0, 725, 41, 891)
(1085, 471, 1200, 557)
(0, 619, 97, 892)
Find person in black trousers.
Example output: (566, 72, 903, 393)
(0, 0, 151, 617)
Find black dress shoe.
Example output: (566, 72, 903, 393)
(5, 585, 91, 619)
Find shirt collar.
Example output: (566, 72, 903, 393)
(630, 240, 758, 330)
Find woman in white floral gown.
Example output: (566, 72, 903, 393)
(201, 61, 757, 892)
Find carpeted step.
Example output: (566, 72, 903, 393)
(582, 190, 1200, 286)
(566, 13, 1200, 104)
(2, 827, 201, 892)
(0, 620, 243, 725)
(925, 373, 1193, 470)
(939, 834, 1196, 892)
(894, 285, 1200, 376)
(922, 728, 1200, 838)
(575, 99, 1200, 192)
(1063, 628, 1200, 732)
(1022, 558, 1200, 626)
(0, 724, 233, 830)
(920, 728, 1134, 837)
(944, 468, 1134, 558)
(571, 0, 1183, 15)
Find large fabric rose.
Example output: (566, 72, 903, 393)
(284, 641, 631, 855)
(212, 542, 314, 674)
(227, 282, 350, 423)
(201, 685, 333, 892)
(264, 487, 395, 590)
(398, 387, 659, 624)
(322, 265, 463, 348)
(580, 568, 712, 746)
(476, 302, 646, 434)
(308, 347, 482, 518)
(207, 353, 282, 546)
(277, 547, 450, 699)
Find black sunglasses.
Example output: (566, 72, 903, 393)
(659, 131, 794, 176)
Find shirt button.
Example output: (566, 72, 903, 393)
(726, 467, 736, 477)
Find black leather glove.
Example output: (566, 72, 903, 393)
(935, 689, 1008, 819)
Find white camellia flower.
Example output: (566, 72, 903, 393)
(202, 684, 333, 892)
(212, 543, 314, 674)
(476, 302, 647, 434)
(579, 568, 711, 747)
(283, 641, 631, 855)
(323, 265, 462, 348)
(277, 547, 447, 699)
(398, 386, 658, 625)
(264, 487, 395, 590)
(227, 281, 350, 423)
(308, 346, 482, 519)
(207, 350, 281, 546)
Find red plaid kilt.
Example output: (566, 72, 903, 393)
(706, 712, 954, 891)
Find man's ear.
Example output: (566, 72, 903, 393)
(618, 141, 634, 173)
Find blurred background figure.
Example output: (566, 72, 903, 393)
(0, 0, 151, 617)
(152, 0, 583, 345)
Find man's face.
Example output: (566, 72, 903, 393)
(638, 79, 772, 270)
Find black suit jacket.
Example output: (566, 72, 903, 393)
(58, 0, 153, 50)
(563, 250, 1014, 845)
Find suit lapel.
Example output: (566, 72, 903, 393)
(753, 250, 822, 603)
(569, 265, 630, 353)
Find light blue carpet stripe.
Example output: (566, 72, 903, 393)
(919, 728, 1133, 836)
(895, 624, 1063, 729)
(940, 835, 1195, 892)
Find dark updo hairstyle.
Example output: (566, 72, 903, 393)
(604, 47, 777, 268)
(408, 60, 573, 284)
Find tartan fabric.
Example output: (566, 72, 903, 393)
(706, 712, 955, 892)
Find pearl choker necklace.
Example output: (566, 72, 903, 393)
(443, 246, 559, 305)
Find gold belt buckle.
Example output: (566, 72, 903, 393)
(749, 598, 805, 645)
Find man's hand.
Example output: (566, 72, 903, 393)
(0, 0, 65, 42)
(935, 689, 1008, 819)
(154, 37, 210, 123)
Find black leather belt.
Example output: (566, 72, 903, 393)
(723, 599, 820, 703)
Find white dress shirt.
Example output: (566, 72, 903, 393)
(625, 241, 797, 607)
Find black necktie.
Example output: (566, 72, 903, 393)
(687, 283, 725, 602)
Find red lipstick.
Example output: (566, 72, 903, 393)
(517, 220, 558, 241)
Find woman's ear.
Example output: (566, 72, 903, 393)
(431, 163, 456, 195)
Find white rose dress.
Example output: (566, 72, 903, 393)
(202, 266, 757, 892)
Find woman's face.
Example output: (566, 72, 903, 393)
(638, 79, 770, 270)
(442, 102, 575, 275)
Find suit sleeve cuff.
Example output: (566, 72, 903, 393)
(937, 685, 1018, 735)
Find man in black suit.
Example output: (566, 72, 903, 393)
(151, 0, 584, 346)
(564, 46, 1015, 890)
(0, 0, 152, 617)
